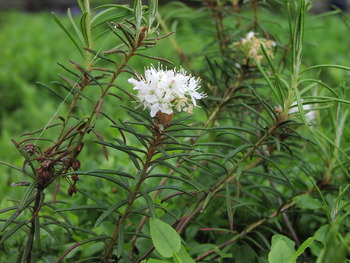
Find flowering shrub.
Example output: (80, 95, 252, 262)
(0, 0, 350, 262)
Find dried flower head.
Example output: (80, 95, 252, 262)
(128, 66, 206, 117)
(233, 31, 276, 65)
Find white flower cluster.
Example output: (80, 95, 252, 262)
(233, 31, 276, 65)
(128, 66, 206, 117)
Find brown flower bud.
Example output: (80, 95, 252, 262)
(72, 160, 81, 171)
(24, 143, 36, 156)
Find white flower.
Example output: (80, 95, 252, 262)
(128, 66, 206, 117)
(246, 31, 255, 39)
(276, 101, 316, 123)
(289, 102, 316, 123)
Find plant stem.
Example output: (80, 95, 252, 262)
(25, 188, 43, 263)
(70, 46, 136, 161)
(102, 130, 162, 262)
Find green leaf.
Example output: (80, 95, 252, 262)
(67, 8, 84, 45)
(175, 245, 195, 263)
(117, 224, 125, 257)
(94, 200, 128, 228)
(51, 12, 84, 58)
(36, 82, 68, 102)
(0, 161, 36, 180)
(253, 57, 281, 105)
(235, 245, 256, 263)
(75, 172, 131, 192)
(84, 47, 117, 64)
(295, 194, 322, 210)
(289, 236, 317, 263)
(268, 234, 296, 263)
(225, 184, 233, 232)
(134, 0, 143, 30)
(80, 12, 89, 47)
(148, 0, 158, 28)
(149, 217, 181, 258)
(146, 259, 172, 263)
(0, 221, 28, 244)
(293, 87, 307, 126)
(301, 64, 350, 74)
(140, 191, 155, 218)
(222, 144, 255, 164)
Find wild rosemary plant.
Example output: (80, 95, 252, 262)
(1, 0, 350, 262)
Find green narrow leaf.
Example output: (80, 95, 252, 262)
(0, 161, 36, 180)
(260, 44, 286, 106)
(94, 200, 128, 228)
(77, 172, 131, 192)
(149, 217, 181, 258)
(117, 224, 125, 257)
(148, 0, 158, 28)
(289, 236, 317, 263)
(80, 12, 89, 46)
(84, 47, 117, 64)
(67, 8, 85, 44)
(301, 64, 350, 74)
(236, 162, 243, 180)
(148, 173, 200, 190)
(51, 12, 84, 58)
(140, 191, 155, 218)
(0, 221, 28, 244)
(134, 0, 143, 30)
(36, 82, 68, 102)
(293, 87, 307, 126)
(253, 57, 281, 105)
(223, 144, 255, 164)
(225, 184, 234, 232)
(57, 235, 110, 263)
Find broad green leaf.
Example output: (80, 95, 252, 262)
(268, 235, 296, 263)
(149, 217, 181, 258)
(175, 245, 195, 263)
(295, 194, 322, 210)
